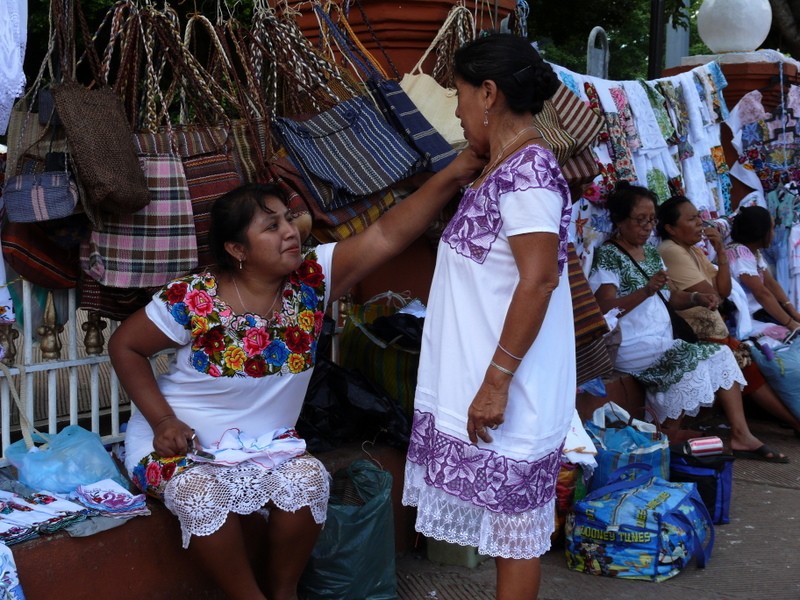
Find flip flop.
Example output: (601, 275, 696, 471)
(732, 444, 790, 463)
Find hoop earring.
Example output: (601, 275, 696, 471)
(483, 108, 489, 127)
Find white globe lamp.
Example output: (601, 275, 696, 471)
(697, 0, 773, 54)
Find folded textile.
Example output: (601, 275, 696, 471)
(0, 542, 25, 599)
(190, 427, 306, 469)
(73, 479, 149, 518)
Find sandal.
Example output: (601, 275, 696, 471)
(732, 444, 790, 463)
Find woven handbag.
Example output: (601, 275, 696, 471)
(533, 84, 603, 189)
(2, 171, 79, 223)
(314, 6, 456, 172)
(80, 152, 198, 288)
(398, 4, 473, 150)
(273, 96, 421, 210)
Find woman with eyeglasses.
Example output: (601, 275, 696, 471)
(588, 182, 786, 461)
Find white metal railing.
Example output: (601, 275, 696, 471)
(0, 280, 155, 466)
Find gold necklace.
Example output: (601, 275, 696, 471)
(479, 126, 539, 179)
(231, 276, 282, 316)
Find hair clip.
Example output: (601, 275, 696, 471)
(512, 65, 533, 84)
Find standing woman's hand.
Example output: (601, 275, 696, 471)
(467, 382, 509, 444)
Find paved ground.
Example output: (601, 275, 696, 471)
(396, 417, 800, 599)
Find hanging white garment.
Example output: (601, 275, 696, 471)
(0, 0, 28, 135)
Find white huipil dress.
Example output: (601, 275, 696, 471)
(402, 145, 576, 559)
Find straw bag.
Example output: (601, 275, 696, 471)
(399, 4, 474, 149)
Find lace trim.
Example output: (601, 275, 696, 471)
(406, 411, 562, 514)
(643, 346, 746, 423)
(403, 461, 555, 559)
(163, 455, 329, 548)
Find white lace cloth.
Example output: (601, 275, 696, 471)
(646, 346, 745, 423)
(164, 455, 329, 549)
(403, 461, 555, 560)
(0, 0, 27, 135)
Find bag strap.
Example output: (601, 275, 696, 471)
(582, 462, 655, 501)
(410, 4, 474, 76)
(0, 362, 37, 451)
(669, 492, 715, 568)
(607, 240, 672, 311)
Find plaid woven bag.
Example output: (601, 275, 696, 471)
(273, 96, 421, 210)
(80, 153, 198, 288)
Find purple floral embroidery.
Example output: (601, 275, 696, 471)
(442, 146, 571, 271)
(407, 410, 562, 514)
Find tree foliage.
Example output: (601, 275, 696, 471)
(765, 0, 800, 59)
(527, 0, 708, 80)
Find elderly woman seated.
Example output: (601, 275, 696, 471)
(588, 182, 788, 462)
(657, 195, 800, 438)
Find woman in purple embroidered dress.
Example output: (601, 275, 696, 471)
(401, 34, 575, 598)
(109, 146, 483, 600)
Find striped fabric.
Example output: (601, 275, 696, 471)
(534, 84, 604, 188)
(273, 96, 421, 210)
(311, 190, 396, 244)
(231, 118, 270, 183)
(81, 153, 198, 288)
(134, 127, 243, 269)
(368, 78, 456, 173)
(183, 153, 241, 269)
(3, 173, 78, 223)
(567, 243, 614, 385)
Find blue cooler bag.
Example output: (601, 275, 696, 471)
(565, 463, 714, 582)
(669, 451, 734, 525)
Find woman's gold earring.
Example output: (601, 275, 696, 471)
(483, 108, 489, 127)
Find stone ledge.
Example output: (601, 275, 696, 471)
(12, 443, 413, 600)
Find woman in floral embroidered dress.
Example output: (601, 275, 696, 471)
(109, 153, 482, 600)
(401, 34, 573, 599)
(588, 182, 787, 463)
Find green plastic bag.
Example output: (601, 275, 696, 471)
(299, 459, 396, 600)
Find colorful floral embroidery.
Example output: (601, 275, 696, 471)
(406, 410, 562, 513)
(132, 453, 194, 499)
(159, 251, 326, 378)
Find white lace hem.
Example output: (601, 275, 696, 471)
(402, 461, 554, 559)
(646, 345, 746, 423)
(164, 455, 330, 548)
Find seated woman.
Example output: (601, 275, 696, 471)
(726, 205, 800, 334)
(588, 182, 788, 462)
(108, 149, 483, 600)
(657, 195, 800, 437)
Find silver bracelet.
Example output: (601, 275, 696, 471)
(489, 360, 515, 377)
(691, 291, 699, 306)
(497, 343, 524, 361)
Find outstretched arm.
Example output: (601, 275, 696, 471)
(328, 150, 485, 300)
(108, 309, 193, 457)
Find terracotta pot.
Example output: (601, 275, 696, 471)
(293, 0, 519, 76)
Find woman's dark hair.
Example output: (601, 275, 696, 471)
(453, 33, 559, 115)
(605, 181, 659, 228)
(656, 195, 692, 239)
(208, 183, 288, 272)
(730, 205, 772, 246)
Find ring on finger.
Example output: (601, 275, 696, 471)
(488, 424, 499, 430)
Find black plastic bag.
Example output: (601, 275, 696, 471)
(297, 357, 411, 453)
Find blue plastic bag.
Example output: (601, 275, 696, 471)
(584, 402, 670, 492)
(750, 340, 800, 421)
(5, 425, 126, 493)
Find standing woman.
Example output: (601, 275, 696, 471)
(402, 34, 575, 599)
(109, 146, 484, 600)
